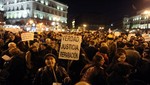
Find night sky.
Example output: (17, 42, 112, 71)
(58, 0, 149, 28)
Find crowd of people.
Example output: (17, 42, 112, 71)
(0, 29, 150, 85)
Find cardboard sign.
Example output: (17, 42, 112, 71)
(21, 32, 34, 41)
(114, 32, 121, 37)
(142, 34, 150, 41)
(2, 55, 11, 61)
(59, 34, 82, 60)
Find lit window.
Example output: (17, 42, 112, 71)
(45, 1, 48, 5)
(7, 1, 9, 5)
(10, 13, 13, 18)
(60, 7, 63, 11)
(49, 17, 52, 20)
(53, 17, 56, 21)
(41, 0, 44, 4)
(6, 14, 9, 19)
(14, 13, 17, 18)
(14, 0, 17, 3)
(34, 14, 37, 18)
(57, 6, 59, 10)
(65, 20, 67, 23)
(40, 15, 43, 19)
(23, 12, 28, 18)
(18, 13, 21, 18)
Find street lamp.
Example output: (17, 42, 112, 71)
(83, 24, 87, 31)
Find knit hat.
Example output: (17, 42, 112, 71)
(44, 53, 58, 61)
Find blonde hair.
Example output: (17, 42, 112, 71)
(8, 42, 16, 49)
(75, 81, 91, 85)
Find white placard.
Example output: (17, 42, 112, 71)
(2, 55, 11, 61)
(114, 32, 121, 37)
(21, 32, 34, 41)
(59, 34, 82, 60)
(142, 34, 150, 41)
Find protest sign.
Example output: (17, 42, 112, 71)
(142, 34, 150, 41)
(59, 34, 82, 60)
(4, 28, 21, 33)
(21, 32, 34, 41)
(114, 32, 121, 37)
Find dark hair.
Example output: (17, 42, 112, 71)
(117, 41, 125, 48)
(92, 54, 103, 65)
(114, 62, 133, 76)
(126, 41, 134, 47)
(99, 46, 108, 54)
(112, 48, 126, 63)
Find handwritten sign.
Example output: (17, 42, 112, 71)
(59, 34, 82, 60)
(21, 32, 34, 41)
(114, 32, 121, 37)
(142, 34, 150, 41)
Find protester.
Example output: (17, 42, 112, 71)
(106, 48, 127, 74)
(80, 54, 108, 85)
(33, 53, 71, 85)
(0, 29, 150, 85)
(7, 47, 27, 85)
(107, 62, 133, 85)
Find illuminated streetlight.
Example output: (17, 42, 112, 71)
(83, 24, 87, 31)
(142, 10, 150, 15)
(83, 24, 87, 28)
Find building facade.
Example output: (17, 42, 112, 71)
(2, 0, 68, 31)
(0, 1, 4, 26)
(123, 8, 150, 31)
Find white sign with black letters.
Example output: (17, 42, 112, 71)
(59, 34, 82, 60)
(21, 32, 34, 41)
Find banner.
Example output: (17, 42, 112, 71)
(21, 32, 34, 41)
(59, 34, 82, 60)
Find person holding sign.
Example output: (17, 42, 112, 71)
(33, 53, 71, 85)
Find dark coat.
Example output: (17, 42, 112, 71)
(125, 48, 141, 67)
(84, 46, 98, 61)
(81, 65, 108, 85)
(7, 55, 27, 85)
(33, 66, 71, 85)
